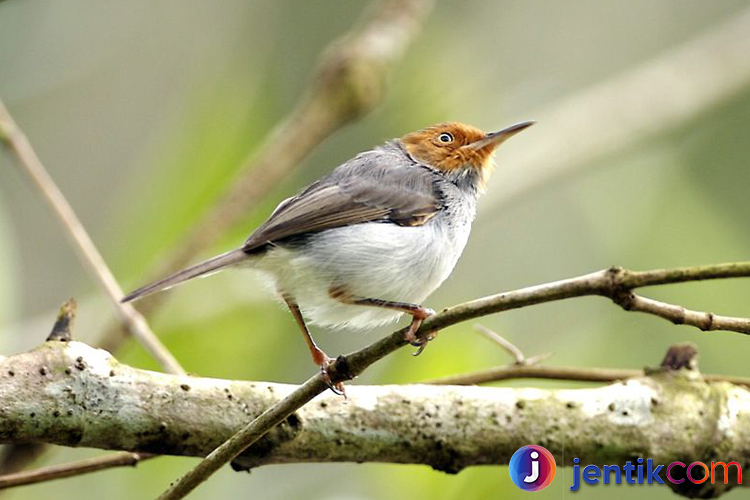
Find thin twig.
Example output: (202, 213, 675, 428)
(474, 324, 526, 364)
(524, 352, 554, 366)
(97, 0, 436, 353)
(617, 291, 750, 332)
(0, 99, 185, 376)
(423, 363, 750, 387)
(157, 261, 750, 499)
(422, 265, 750, 335)
(0, 452, 155, 489)
(472, 324, 552, 365)
(425, 364, 642, 385)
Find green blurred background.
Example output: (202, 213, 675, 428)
(1, 1, 750, 498)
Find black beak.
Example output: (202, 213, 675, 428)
(465, 121, 535, 151)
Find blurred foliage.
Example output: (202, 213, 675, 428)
(1, 1, 750, 499)
(0, 193, 18, 349)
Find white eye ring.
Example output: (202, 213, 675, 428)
(438, 132, 453, 143)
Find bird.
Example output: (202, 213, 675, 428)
(122, 120, 533, 393)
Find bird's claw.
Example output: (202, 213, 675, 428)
(404, 307, 437, 356)
(310, 347, 346, 397)
(320, 358, 346, 397)
(409, 330, 438, 356)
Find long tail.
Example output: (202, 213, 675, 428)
(121, 248, 248, 303)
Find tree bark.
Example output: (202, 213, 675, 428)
(0, 340, 747, 497)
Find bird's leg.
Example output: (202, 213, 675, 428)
(281, 293, 345, 396)
(329, 287, 437, 355)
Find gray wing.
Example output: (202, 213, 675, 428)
(243, 146, 443, 252)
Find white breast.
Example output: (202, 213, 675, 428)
(253, 215, 472, 330)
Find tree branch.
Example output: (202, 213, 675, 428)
(424, 264, 750, 335)
(0, 99, 185, 377)
(0, 340, 747, 499)
(424, 362, 750, 387)
(473, 324, 528, 364)
(0, 452, 155, 490)
(157, 262, 750, 498)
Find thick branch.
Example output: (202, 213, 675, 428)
(0, 341, 747, 498)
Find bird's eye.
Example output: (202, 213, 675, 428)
(438, 132, 453, 143)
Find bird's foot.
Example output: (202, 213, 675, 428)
(312, 348, 346, 397)
(320, 363, 346, 397)
(404, 307, 436, 355)
(409, 330, 439, 356)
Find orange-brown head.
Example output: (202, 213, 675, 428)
(400, 121, 534, 191)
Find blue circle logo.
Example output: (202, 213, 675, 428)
(509, 445, 556, 491)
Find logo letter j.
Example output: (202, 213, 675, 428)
(524, 451, 540, 483)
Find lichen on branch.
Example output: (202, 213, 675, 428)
(0, 340, 747, 498)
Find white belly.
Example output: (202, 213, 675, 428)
(252, 219, 471, 330)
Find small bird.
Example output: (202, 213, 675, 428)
(123, 121, 533, 392)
